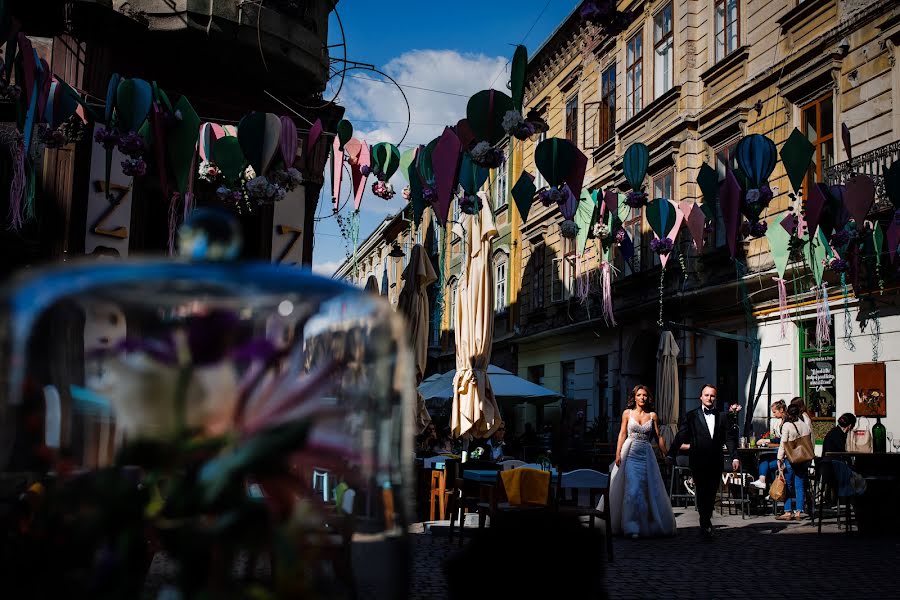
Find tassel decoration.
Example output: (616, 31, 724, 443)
(815, 283, 831, 351)
(600, 260, 616, 326)
(8, 136, 25, 230)
(841, 272, 855, 351)
(774, 277, 788, 340)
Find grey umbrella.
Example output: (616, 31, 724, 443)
(656, 330, 680, 446)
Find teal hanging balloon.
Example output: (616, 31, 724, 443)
(734, 134, 777, 190)
(623, 143, 649, 191)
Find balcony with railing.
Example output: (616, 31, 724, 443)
(824, 139, 900, 214)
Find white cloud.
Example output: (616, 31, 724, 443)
(311, 259, 345, 277)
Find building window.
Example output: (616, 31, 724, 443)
(534, 131, 547, 189)
(654, 3, 674, 98)
(626, 31, 643, 120)
(801, 93, 835, 195)
(551, 256, 573, 302)
(600, 65, 616, 145)
(652, 169, 674, 201)
(494, 252, 508, 312)
(715, 0, 739, 62)
(494, 151, 509, 209)
(530, 243, 545, 310)
(623, 206, 643, 273)
(562, 362, 576, 400)
(528, 364, 545, 386)
(798, 321, 836, 418)
(448, 280, 458, 331)
(565, 96, 579, 146)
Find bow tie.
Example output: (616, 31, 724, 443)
(703, 408, 716, 416)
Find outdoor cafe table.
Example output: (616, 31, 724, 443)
(463, 468, 559, 484)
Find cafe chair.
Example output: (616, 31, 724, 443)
(668, 465, 696, 509)
(429, 469, 451, 521)
(476, 467, 553, 533)
(817, 460, 858, 534)
(448, 462, 500, 546)
(720, 472, 752, 518)
(498, 460, 526, 471)
(554, 469, 613, 562)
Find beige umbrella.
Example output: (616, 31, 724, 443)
(656, 330, 680, 445)
(452, 191, 501, 439)
(398, 243, 437, 434)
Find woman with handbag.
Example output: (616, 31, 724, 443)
(775, 403, 815, 521)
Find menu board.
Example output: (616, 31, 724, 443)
(804, 356, 836, 417)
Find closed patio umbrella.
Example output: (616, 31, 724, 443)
(656, 330, 680, 445)
(398, 243, 437, 434)
(451, 192, 501, 439)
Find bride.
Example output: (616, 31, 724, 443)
(608, 384, 676, 538)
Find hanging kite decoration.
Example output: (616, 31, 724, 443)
(766, 214, 793, 339)
(535, 137, 584, 239)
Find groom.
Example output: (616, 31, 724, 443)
(668, 384, 739, 539)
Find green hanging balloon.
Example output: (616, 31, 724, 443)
(336, 119, 353, 151)
(371, 142, 401, 180)
(466, 89, 514, 145)
(418, 137, 440, 184)
(623, 142, 649, 191)
(212, 136, 247, 183)
(534, 138, 577, 188)
(510, 45, 528, 113)
(399, 146, 418, 184)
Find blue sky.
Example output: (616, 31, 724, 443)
(310, 0, 581, 275)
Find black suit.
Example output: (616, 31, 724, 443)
(670, 407, 739, 531)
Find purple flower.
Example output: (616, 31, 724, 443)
(422, 186, 437, 205)
(650, 237, 674, 255)
(830, 229, 850, 247)
(118, 130, 146, 157)
(360, 164, 372, 177)
(614, 228, 626, 243)
(121, 158, 147, 177)
(624, 190, 648, 208)
(828, 257, 849, 273)
(94, 127, 121, 150)
(459, 194, 481, 215)
(894, 209, 900, 226)
(749, 220, 768, 238)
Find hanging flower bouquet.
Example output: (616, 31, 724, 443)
(459, 193, 481, 215)
(592, 222, 610, 240)
(560, 219, 579, 239)
(747, 219, 768, 238)
(372, 180, 395, 200)
(624, 189, 648, 209)
(469, 141, 504, 169)
(422, 185, 437, 206)
(246, 175, 287, 204)
(501, 110, 536, 141)
(95, 126, 149, 178)
(650, 237, 674, 256)
(538, 186, 563, 207)
(824, 257, 850, 273)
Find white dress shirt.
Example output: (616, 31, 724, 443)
(703, 409, 716, 437)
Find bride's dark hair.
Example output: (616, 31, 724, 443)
(626, 384, 655, 411)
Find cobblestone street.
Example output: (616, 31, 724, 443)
(399, 508, 900, 599)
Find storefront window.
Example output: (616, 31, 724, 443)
(799, 321, 836, 418)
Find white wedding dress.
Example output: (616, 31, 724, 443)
(607, 413, 676, 537)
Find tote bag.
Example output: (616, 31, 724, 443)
(846, 416, 873, 453)
(783, 423, 815, 464)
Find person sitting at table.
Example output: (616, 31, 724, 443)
(429, 425, 454, 454)
(750, 400, 787, 490)
(818, 413, 856, 502)
(416, 423, 438, 454)
(473, 421, 508, 461)
(776, 403, 813, 521)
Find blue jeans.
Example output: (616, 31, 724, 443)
(758, 457, 778, 480)
(783, 460, 810, 512)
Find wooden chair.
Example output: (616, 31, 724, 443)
(429, 469, 451, 521)
(817, 460, 856, 534)
(448, 462, 500, 546)
(498, 460, 526, 471)
(554, 469, 613, 562)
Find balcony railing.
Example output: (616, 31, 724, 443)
(824, 139, 900, 214)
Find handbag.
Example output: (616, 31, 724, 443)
(769, 472, 788, 502)
(846, 416, 874, 453)
(783, 422, 815, 464)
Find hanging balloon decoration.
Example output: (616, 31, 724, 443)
(622, 142, 649, 208)
(535, 137, 583, 238)
(368, 142, 401, 200)
(466, 89, 512, 168)
(734, 134, 777, 238)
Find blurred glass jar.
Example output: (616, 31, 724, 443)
(0, 258, 415, 599)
